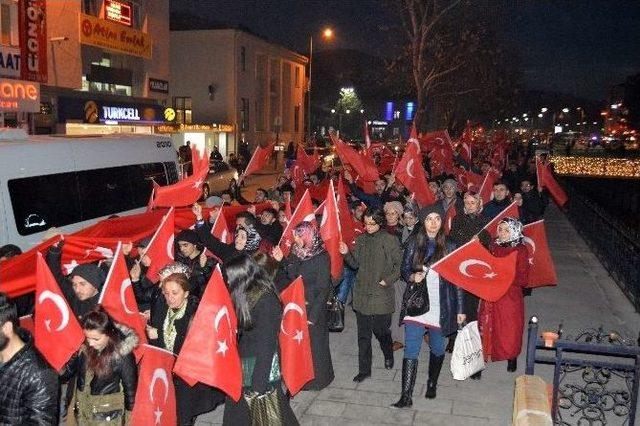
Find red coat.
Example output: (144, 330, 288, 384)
(478, 243, 529, 362)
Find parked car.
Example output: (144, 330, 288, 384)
(202, 160, 239, 199)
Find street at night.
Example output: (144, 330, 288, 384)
(1, 1, 640, 426)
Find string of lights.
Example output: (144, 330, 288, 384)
(550, 156, 640, 179)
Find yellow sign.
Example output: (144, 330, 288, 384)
(79, 13, 152, 59)
(163, 107, 176, 121)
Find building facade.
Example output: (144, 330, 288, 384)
(0, 0, 170, 134)
(169, 28, 308, 159)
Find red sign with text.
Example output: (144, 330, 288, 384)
(18, 0, 47, 83)
(105, 0, 132, 27)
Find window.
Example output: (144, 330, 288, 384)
(295, 66, 300, 88)
(240, 46, 246, 72)
(173, 97, 192, 124)
(0, 0, 18, 46)
(294, 105, 300, 132)
(240, 98, 249, 131)
(8, 162, 171, 236)
(83, 0, 98, 15)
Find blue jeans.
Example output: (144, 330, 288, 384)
(337, 266, 356, 304)
(403, 323, 445, 359)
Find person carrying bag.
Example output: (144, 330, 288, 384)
(450, 321, 485, 381)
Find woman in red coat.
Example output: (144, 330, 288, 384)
(478, 217, 529, 372)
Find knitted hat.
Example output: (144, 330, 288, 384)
(176, 230, 200, 245)
(418, 203, 445, 222)
(69, 264, 107, 292)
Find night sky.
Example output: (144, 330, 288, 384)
(172, 1, 640, 101)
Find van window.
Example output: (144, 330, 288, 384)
(8, 162, 170, 236)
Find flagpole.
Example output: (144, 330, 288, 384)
(139, 207, 174, 261)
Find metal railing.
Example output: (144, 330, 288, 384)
(563, 179, 640, 312)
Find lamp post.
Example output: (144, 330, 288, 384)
(307, 27, 333, 144)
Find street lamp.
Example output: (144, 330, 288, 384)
(541, 107, 548, 113)
(562, 108, 569, 113)
(307, 27, 334, 142)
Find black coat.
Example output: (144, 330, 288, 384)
(174, 252, 216, 300)
(194, 220, 243, 263)
(278, 250, 334, 391)
(61, 324, 139, 411)
(0, 329, 60, 426)
(223, 290, 298, 426)
(401, 237, 465, 337)
(148, 296, 223, 424)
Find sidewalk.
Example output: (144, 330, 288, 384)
(196, 203, 640, 425)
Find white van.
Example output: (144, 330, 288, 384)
(0, 130, 178, 250)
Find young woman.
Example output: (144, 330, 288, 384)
(478, 217, 530, 372)
(222, 255, 298, 426)
(62, 307, 138, 425)
(272, 221, 334, 390)
(147, 270, 224, 425)
(392, 204, 465, 408)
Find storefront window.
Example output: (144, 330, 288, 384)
(173, 97, 192, 124)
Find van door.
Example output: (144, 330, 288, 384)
(0, 180, 7, 247)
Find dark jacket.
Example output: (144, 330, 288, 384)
(61, 324, 139, 411)
(0, 329, 60, 426)
(343, 230, 403, 315)
(174, 252, 216, 300)
(401, 237, 465, 337)
(483, 198, 512, 221)
(521, 190, 548, 224)
(194, 220, 243, 263)
(278, 250, 334, 390)
(255, 221, 283, 246)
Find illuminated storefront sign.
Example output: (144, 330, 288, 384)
(58, 97, 165, 124)
(0, 78, 40, 112)
(18, 0, 47, 82)
(105, 0, 132, 27)
(149, 78, 169, 93)
(79, 13, 152, 59)
(154, 123, 235, 133)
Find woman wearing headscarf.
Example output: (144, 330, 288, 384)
(146, 268, 224, 425)
(222, 255, 299, 425)
(61, 307, 138, 425)
(272, 221, 334, 390)
(392, 204, 465, 408)
(383, 201, 404, 241)
(477, 217, 530, 373)
(192, 203, 263, 263)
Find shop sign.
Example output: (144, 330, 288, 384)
(0, 78, 40, 112)
(154, 123, 235, 133)
(0, 46, 21, 78)
(57, 97, 165, 124)
(105, 0, 132, 27)
(149, 77, 169, 93)
(79, 13, 152, 59)
(18, 0, 47, 83)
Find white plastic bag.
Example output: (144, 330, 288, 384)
(450, 321, 485, 380)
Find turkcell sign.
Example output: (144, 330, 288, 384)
(101, 106, 141, 121)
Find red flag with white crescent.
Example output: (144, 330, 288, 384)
(98, 243, 147, 358)
(151, 151, 209, 208)
(430, 240, 517, 302)
(296, 144, 320, 174)
(320, 180, 343, 279)
(522, 220, 557, 288)
(331, 134, 379, 181)
(482, 201, 520, 237)
(337, 177, 360, 248)
(278, 276, 315, 395)
(479, 169, 500, 205)
(34, 253, 84, 371)
(173, 266, 242, 401)
(211, 208, 233, 244)
(140, 208, 175, 283)
(61, 236, 117, 275)
(130, 345, 177, 426)
(536, 157, 568, 207)
(244, 140, 276, 177)
(394, 138, 435, 207)
(419, 130, 452, 152)
(278, 190, 315, 257)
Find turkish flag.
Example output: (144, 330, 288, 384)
(429, 145, 455, 174)
(19, 315, 35, 334)
(331, 134, 379, 181)
(140, 208, 175, 283)
(244, 140, 276, 177)
(173, 266, 242, 401)
(430, 240, 517, 302)
(278, 276, 314, 395)
(478, 169, 500, 205)
(483, 201, 520, 237)
(221, 202, 272, 228)
(131, 345, 177, 426)
(296, 145, 320, 174)
(191, 145, 209, 175)
(308, 180, 330, 202)
(536, 158, 568, 207)
(284, 193, 293, 220)
(320, 181, 344, 279)
(522, 220, 558, 288)
(444, 204, 457, 235)
(394, 139, 435, 207)
(337, 177, 359, 248)
(211, 208, 233, 244)
(279, 190, 315, 257)
(98, 243, 147, 355)
(458, 141, 472, 164)
(151, 163, 209, 208)
(34, 253, 84, 371)
(464, 170, 484, 188)
(61, 236, 117, 275)
(419, 130, 452, 152)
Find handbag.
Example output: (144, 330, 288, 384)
(402, 280, 430, 317)
(326, 286, 345, 333)
(450, 321, 485, 380)
(244, 388, 283, 426)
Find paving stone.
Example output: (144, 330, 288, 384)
(305, 400, 347, 417)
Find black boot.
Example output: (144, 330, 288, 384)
(470, 371, 482, 380)
(391, 359, 418, 408)
(445, 333, 457, 353)
(507, 358, 517, 372)
(425, 352, 445, 399)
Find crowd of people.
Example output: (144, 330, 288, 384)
(0, 133, 553, 425)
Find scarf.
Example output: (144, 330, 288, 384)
(496, 217, 523, 247)
(163, 300, 188, 353)
(292, 221, 325, 260)
(237, 224, 262, 252)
